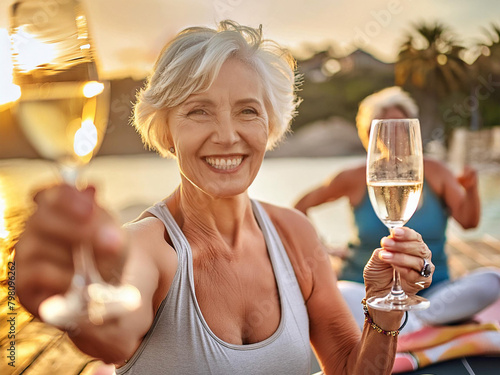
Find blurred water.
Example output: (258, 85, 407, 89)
(0, 155, 500, 250)
(0, 154, 499, 248)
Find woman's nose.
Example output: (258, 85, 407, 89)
(213, 113, 240, 145)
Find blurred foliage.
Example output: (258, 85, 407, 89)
(474, 24, 500, 128)
(396, 22, 470, 96)
(396, 22, 480, 144)
(292, 54, 395, 131)
(292, 22, 500, 146)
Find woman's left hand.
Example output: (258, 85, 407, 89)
(363, 227, 433, 298)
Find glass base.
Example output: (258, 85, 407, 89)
(366, 292, 430, 311)
(39, 282, 141, 327)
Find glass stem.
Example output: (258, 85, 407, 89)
(389, 227, 406, 300)
(73, 242, 102, 288)
(391, 269, 405, 296)
(60, 165, 103, 291)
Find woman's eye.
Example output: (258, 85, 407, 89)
(187, 109, 207, 116)
(241, 108, 257, 115)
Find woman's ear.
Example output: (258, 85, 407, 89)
(164, 129, 174, 154)
(158, 110, 175, 157)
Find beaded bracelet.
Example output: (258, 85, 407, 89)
(361, 299, 408, 337)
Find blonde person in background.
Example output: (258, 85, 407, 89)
(14, 23, 435, 375)
(295, 86, 500, 332)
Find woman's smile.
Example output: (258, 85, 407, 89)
(204, 155, 244, 171)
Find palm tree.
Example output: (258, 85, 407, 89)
(477, 24, 500, 69)
(395, 22, 470, 145)
(472, 23, 500, 128)
(474, 23, 500, 82)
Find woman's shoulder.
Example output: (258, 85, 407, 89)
(124, 214, 176, 259)
(258, 201, 323, 258)
(259, 201, 316, 234)
(124, 213, 167, 236)
(124, 212, 178, 293)
(257, 201, 331, 300)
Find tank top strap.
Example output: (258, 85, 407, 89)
(251, 200, 286, 268)
(146, 201, 188, 263)
(251, 200, 302, 300)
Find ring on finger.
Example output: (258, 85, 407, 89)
(420, 258, 432, 278)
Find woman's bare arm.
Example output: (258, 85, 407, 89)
(270, 207, 431, 374)
(294, 169, 358, 214)
(425, 159, 480, 229)
(15, 185, 177, 364)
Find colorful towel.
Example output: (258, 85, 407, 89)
(393, 322, 500, 373)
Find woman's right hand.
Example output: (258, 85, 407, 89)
(14, 184, 126, 319)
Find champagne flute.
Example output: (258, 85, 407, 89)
(10, 0, 140, 326)
(366, 118, 429, 311)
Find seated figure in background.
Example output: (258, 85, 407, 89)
(294, 86, 500, 332)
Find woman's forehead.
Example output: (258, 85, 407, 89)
(185, 60, 265, 102)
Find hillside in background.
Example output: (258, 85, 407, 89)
(293, 49, 394, 130)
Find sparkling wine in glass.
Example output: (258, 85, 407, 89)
(10, 0, 140, 326)
(366, 118, 429, 311)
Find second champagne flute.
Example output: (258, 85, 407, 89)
(366, 118, 430, 311)
(10, 0, 140, 326)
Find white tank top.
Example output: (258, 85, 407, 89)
(116, 200, 311, 374)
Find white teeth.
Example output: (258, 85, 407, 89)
(205, 156, 243, 170)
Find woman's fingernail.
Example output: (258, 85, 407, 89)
(379, 251, 393, 260)
(394, 228, 404, 237)
(382, 238, 395, 247)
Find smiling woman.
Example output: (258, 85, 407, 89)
(165, 60, 269, 198)
(14, 20, 437, 375)
(133, 22, 297, 157)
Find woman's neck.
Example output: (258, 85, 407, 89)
(166, 183, 257, 253)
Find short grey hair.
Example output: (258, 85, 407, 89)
(133, 20, 301, 157)
(356, 86, 419, 149)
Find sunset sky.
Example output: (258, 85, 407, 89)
(0, 0, 499, 79)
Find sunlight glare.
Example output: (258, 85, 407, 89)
(74, 119, 98, 157)
(82, 81, 104, 98)
(12, 26, 57, 72)
(437, 54, 448, 65)
(322, 58, 341, 76)
(0, 29, 21, 106)
(0, 179, 9, 239)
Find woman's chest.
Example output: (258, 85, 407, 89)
(192, 248, 282, 345)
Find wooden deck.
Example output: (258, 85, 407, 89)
(446, 234, 500, 278)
